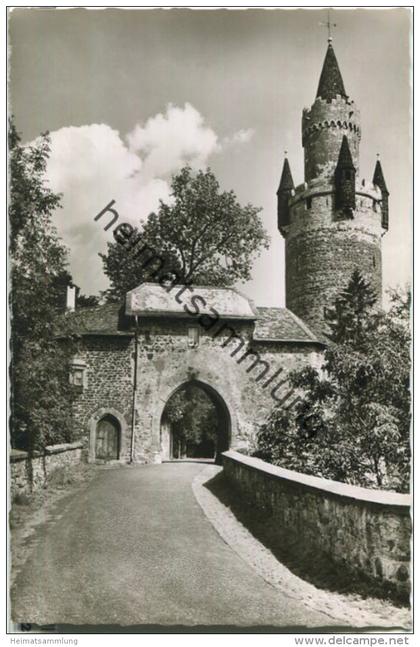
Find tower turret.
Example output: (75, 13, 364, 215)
(279, 38, 388, 337)
(335, 135, 356, 214)
(302, 41, 361, 182)
(277, 156, 294, 233)
(373, 158, 389, 230)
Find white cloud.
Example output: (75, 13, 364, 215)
(126, 102, 220, 180)
(222, 128, 255, 146)
(33, 104, 254, 294)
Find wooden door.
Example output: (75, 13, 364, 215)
(95, 417, 119, 460)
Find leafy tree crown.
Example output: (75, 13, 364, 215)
(101, 166, 269, 300)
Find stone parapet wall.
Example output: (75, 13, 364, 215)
(10, 442, 85, 497)
(289, 181, 381, 209)
(222, 451, 411, 602)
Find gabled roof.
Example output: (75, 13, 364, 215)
(277, 158, 295, 194)
(373, 159, 389, 194)
(316, 42, 347, 102)
(336, 135, 355, 169)
(55, 292, 323, 346)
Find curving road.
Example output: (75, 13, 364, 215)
(12, 462, 336, 629)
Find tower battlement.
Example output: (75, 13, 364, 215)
(302, 95, 361, 145)
(302, 94, 361, 182)
(289, 179, 381, 205)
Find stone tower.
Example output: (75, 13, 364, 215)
(278, 38, 389, 336)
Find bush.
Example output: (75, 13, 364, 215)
(254, 275, 411, 493)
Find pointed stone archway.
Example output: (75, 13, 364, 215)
(158, 379, 232, 464)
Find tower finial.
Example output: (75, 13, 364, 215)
(320, 9, 337, 43)
(316, 21, 346, 102)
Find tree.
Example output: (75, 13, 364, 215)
(9, 118, 75, 452)
(254, 275, 411, 492)
(77, 293, 101, 308)
(324, 269, 378, 344)
(101, 166, 269, 299)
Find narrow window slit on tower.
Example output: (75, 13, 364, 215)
(306, 197, 312, 210)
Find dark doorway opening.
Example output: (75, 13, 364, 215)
(160, 380, 231, 464)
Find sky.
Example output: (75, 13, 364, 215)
(8, 6, 412, 307)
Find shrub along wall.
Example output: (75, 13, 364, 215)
(10, 442, 85, 498)
(222, 450, 411, 602)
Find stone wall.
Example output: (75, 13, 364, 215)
(285, 184, 383, 335)
(132, 320, 320, 462)
(222, 450, 411, 602)
(72, 335, 135, 461)
(10, 442, 84, 498)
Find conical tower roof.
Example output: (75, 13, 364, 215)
(277, 157, 294, 194)
(373, 159, 389, 193)
(316, 42, 347, 102)
(336, 135, 355, 169)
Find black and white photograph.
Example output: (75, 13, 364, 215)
(6, 4, 413, 639)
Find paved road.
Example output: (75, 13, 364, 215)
(12, 463, 335, 628)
